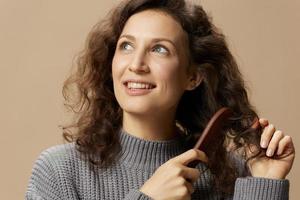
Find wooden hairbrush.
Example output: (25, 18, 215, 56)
(187, 107, 233, 168)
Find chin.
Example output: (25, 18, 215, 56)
(121, 103, 158, 116)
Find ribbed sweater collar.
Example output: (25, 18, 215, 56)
(118, 129, 188, 170)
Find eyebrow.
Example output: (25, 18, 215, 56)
(119, 34, 177, 48)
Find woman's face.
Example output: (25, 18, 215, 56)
(112, 9, 194, 116)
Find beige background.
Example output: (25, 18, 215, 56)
(0, 0, 299, 199)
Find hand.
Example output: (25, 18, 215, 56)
(140, 149, 208, 200)
(247, 118, 295, 179)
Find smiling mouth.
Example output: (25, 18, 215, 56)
(124, 81, 156, 90)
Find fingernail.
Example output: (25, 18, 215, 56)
(268, 124, 273, 130)
(261, 141, 267, 148)
(267, 149, 273, 157)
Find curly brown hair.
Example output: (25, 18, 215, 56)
(62, 0, 263, 195)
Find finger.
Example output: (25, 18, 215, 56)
(172, 149, 208, 165)
(277, 135, 294, 156)
(251, 117, 260, 129)
(184, 181, 195, 194)
(182, 166, 201, 183)
(265, 130, 284, 157)
(259, 118, 269, 127)
(260, 124, 276, 148)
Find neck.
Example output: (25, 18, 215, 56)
(122, 111, 179, 141)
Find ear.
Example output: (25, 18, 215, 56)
(185, 68, 203, 91)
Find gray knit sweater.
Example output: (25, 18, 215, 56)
(26, 130, 289, 199)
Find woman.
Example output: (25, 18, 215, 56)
(26, 0, 295, 199)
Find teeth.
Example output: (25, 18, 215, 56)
(127, 82, 154, 89)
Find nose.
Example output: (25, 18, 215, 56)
(128, 50, 150, 74)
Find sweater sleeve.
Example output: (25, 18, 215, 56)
(25, 149, 64, 200)
(25, 146, 80, 200)
(228, 153, 290, 200)
(233, 177, 289, 200)
(123, 189, 153, 200)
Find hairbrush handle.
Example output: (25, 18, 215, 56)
(187, 107, 233, 168)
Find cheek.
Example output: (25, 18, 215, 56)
(112, 54, 127, 80)
(112, 55, 118, 78)
(156, 61, 187, 89)
(112, 55, 125, 96)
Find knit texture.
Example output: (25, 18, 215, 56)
(26, 130, 289, 199)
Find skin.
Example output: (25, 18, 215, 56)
(112, 9, 202, 141)
(112, 9, 295, 200)
(247, 119, 295, 180)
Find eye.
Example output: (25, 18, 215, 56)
(152, 45, 169, 55)
(119, 41, 134, 52)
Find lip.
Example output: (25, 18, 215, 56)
(124, 86, 154, 96)
(122, 79, 157, 87)
(122, 79, 156, 96)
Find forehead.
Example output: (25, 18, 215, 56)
(121, 9, 188, 44)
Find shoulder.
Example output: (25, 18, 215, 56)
(27, 143, 88, 199)
(37, 142, 76, 159)
(33, 142, 82, 171)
